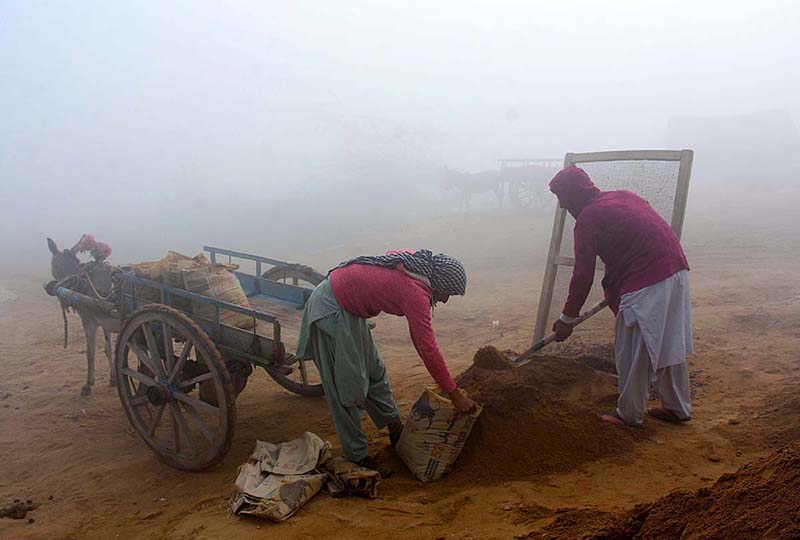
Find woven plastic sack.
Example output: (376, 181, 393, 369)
(182, 264, 255, 329)
(396, 388, 483, 482)
(131, 251, 212, 308)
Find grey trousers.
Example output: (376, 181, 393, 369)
(615, 315, 692, 426)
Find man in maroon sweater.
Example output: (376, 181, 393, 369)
(549, 166, 693, 427)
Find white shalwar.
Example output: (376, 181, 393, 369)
(614, 270, 693, 425)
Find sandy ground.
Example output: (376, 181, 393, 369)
(1, 191, 798, 539)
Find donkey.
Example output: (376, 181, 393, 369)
(47, 238, 117, 396)
(444, 167, 504, 211)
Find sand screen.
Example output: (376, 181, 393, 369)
(533, 150, 694, 342)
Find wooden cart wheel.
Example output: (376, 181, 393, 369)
(266, 354, 324, 397)
(262, 263, 324, 288)
(261, 264, 325, 396)
(114, 304, 235, 471)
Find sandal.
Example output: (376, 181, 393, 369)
(648, 406, 691, 424)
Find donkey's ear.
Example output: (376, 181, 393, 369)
(47, 238, 59, 256)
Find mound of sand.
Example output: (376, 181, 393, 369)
(761, 392, 800, 448)
(450, 347, 641, 482)
(523, 442, 800, 540)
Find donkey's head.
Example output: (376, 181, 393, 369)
(47, 237, 81, 281)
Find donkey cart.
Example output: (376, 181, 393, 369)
(46, 246, 325, 471)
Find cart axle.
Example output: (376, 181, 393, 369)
(146, 382, 175, 406)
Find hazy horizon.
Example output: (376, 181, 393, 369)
(2, 1, 799, 270)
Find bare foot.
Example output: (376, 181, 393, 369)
(601, 412, 625, 426)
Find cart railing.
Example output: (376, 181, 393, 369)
(116, 272, 284, 363)
(204, 246, 292, 277)
(203, 246, 313, 308)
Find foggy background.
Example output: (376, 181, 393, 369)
(1, 0, 799, 272)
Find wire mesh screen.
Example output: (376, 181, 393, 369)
(557, 160, 681, 258)
(534, 152, 691, 343)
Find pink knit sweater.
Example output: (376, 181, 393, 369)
(328, 264, 457, 394)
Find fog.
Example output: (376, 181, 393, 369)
(2, 1, 799, 271)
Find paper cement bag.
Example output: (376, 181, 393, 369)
(231, 432, 330, 522)
(396, 388, 483, 482)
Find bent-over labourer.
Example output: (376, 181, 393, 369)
(295, 250, 477, 477)
(549, 166, 693, 427)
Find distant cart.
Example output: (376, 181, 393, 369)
(48, 246, 326, 471)
(498, 158, 561, 209)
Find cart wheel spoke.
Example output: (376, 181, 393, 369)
(177, 372, 213, 389)
(265, 354, 323, 397)
(131, 394, 150, 407)
(179, 400, 215, 443)
(149, 404, 166, 436)
(170, 402, 196, 455)
(168, 341, 193, 384)
(173, 391, 219, 416)
(162, 324, 175, 374)
(141, 322, 166, 378)
(121, 367, 158, 387)
(130, 343, 162, 381)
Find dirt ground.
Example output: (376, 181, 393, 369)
(1, 188, 799, 539)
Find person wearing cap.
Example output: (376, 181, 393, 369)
(295, 249, 476, 476)
(548, 166, 693, 427)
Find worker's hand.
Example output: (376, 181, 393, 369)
(552, 319, 574, 342)
(449, 387, 478, 414)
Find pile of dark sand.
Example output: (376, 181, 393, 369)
(522, 442, 800, 540)
(451, 346, 641, 482)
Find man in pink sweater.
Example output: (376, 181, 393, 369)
(549, 166, 693, 427)
(296, 250, 476, 476)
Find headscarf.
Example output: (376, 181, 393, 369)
(549, 166, 601, 218)
(331, 249, 467, 296)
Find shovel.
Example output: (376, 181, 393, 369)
(509, 300, 608, 367)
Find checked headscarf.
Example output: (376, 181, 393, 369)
(330, 249, 467, 296)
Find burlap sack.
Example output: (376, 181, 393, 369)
(396, 388, 483, 482)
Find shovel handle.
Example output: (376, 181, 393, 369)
(514, 300, 609, 367)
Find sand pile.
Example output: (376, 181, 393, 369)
(761, 391, 800, 448)
(523, 442, 800, 540)
(451, 347, 640, 482)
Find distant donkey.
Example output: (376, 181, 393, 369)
(444, 168, 504, 211)
(47, 237, 117, 396)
